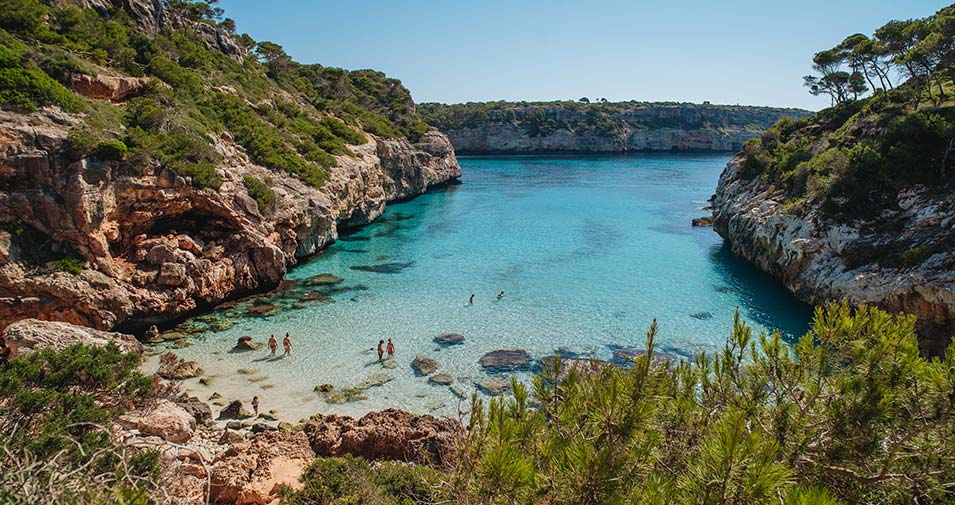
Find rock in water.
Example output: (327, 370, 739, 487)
(303, 273, 344, 286)
(428, 373, 454, 385)
(691, 215, 714, 227)
(479, 349, 532, 372)
(475, 378, 509, 395)
(0, 319, 142, 358)
(433, 333, 465, 346)
(411, 355, 439, 375)
(218, 400, 253, 420)
(299, 291, 333, 303)
(233, 336, 263, 351)
(690, 311, 713, 320)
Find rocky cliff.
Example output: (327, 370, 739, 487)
(0, 107, 459, 334)
(713, 155, 955, 353)
(419, 102, 810, 153)
(0, 0, 461, 335)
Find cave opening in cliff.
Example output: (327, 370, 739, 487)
(145, 210, 240, 242)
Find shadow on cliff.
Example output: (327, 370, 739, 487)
(707, 243, 814, 342)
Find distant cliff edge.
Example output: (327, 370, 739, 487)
(419, 101, 811, 153)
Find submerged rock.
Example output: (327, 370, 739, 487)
(690, 311, 714, 320)
(349, 261, 416, 274)
(610, 348, 682, 366)
(303, 273, 344, 286)
(209, 321, 234, 332)
(433, 333, 465, 346)
(540, 356, 608, 381)
(356, 373, 394, 390)
(411, 355, 439, 376)
(245, 304, 280, 317)
(475, 378, 509, 395)
(428, 373, 454, 386)
(299, 291, 334, 303)
(449, 385, 469, 399)
(314, 384, 334, 393)
(479, 349, 532, 372)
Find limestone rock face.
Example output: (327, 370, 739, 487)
(135, 399, 196, 443)
(69, 73, 152, 101)
(0, 318, 142, 358)
(0, 105, 460, 334)
(427, 104, 809, 154)
(713, 156, 955, 353)
(304, 408, 459, 465)
(208, 431, 315, 505)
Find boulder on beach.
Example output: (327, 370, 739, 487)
(233, 336, 263, 351)
(218, 400, 253, 420)
(134, 400, 196, 443)
(479, 349, 532, 372)
(411, 355, 439, 376)
(433, 333, 465, 346)
(175, 395, 213, 425)
(0, 319, 142, 359)
(428, 373, 454, 386)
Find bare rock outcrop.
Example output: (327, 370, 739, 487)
(304, 408, 460, 465)
(713, 156, 955, 353)
(208, 431, 315, 505)
(0, 104, 460, 334)
(131, 399, 197, 443)
(69, 73, 152, 101)
(0, 317, 141, 358)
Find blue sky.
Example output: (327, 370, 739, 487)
(218, 0, 949, 110)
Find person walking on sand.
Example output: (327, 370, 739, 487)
(252, 396, 260, 416)
(268, 334, 277, 356)
(469, 294, 475, 304)
(377, 339, 385, 362)
(283, 333, 291, 356)
(387, 338, 395, 358)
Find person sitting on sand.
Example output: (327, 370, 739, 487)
(497, 291, 505, 299)
(283, 333, 291, 356)
(252, 396, 260, 416)
(377, 339, 385, 362)
(387, 338, 395, 358)
(268, 334, 278, 356)
(469, 294, 475, 304)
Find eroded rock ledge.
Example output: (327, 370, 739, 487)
(713, 156, 955, 353)
(0, 107, 460, 334)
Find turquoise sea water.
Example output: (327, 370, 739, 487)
(162, 153, 812, 421)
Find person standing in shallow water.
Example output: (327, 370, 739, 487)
(377, 339, 385, 362)
(469, 294, 475, 304)
(252, 396, 259, 416)
(283, 333, 291, 356)
(497, 291, 505, 299)
(268, 334, 277, 356)
(387, 338, 395, 358)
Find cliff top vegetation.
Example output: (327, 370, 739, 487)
(0, 0, 431, 190)
(418, 100, 810, 138)
(737, 3, 955, 224)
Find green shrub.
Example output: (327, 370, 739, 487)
(0, 42, 83, 112)
(242, 175, 275, 213)
(282, 456, 442, 505)
(52, 257, 84, 275)
(0, 0, 46, 33)
(93, 140, 128, 161)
